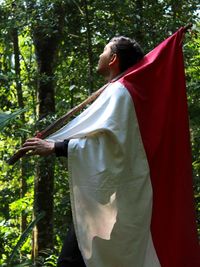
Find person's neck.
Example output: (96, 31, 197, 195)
(105, 69, 121, 82)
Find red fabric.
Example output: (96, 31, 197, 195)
(119, 28, 200, 267)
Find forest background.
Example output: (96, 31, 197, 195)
(0, 0, 199, 266)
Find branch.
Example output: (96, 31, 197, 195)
(183, 23, 193, 33)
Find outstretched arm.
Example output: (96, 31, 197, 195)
(19, 138, 69, 157)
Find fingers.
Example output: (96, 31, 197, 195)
(22, 141, 36, 148)
(20, 138, 54, 156)
(22, 138, 41, 147)
(19, 137, 41, 155)
(24, 138, 41, 142)
(22, 138, 45, 151)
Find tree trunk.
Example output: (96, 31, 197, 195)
(31, 2, 68, 264)
(134, 0, 145, 43)
(12, 27, 28, 233)
(83, 0, 94, 94)
(32, 157, 55, 260)
(32, 39, 56, 263)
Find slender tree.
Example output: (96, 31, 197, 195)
(27, 1, 78, 263)
(83, 0, 94, 94)
(12, 25, 28, 233)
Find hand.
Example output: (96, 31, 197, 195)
(19, 138, 55, 156)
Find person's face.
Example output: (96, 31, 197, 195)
(97, 42, 114, 77)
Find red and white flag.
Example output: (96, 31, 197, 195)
(120, 27, 200, 267)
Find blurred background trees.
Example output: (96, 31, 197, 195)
(0, 0, 199, 266)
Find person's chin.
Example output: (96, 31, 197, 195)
(97, 65, 106, 74)
(97, 64, 102, 72)
(97, 67, 103, 75)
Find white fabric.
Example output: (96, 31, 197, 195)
(47, 82, 160, 267)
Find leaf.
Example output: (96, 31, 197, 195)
(0, 108, 27, 130)
(7, 211, 45, 266)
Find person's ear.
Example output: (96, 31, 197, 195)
(109, 53, 118, 67)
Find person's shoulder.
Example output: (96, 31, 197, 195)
(98, 81, 132, 111)
(105, 80, 129, 98)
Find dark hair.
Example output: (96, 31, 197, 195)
(109, 36, 144, 72)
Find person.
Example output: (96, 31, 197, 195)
(20, 36, 144, 157)
(20, 37, 161, 267)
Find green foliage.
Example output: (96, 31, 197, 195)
(184, 23, 200, 235)
(7, 212, 45, 266)
(0, 109, 27, 130)
(0, 0, 199, 265)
